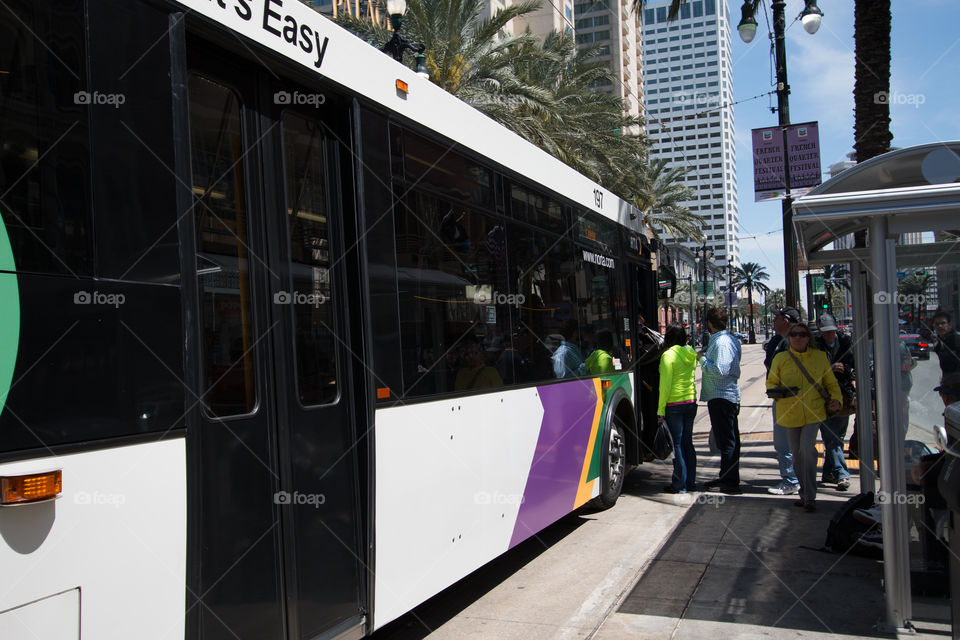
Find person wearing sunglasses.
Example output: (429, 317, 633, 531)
(767, 324, 842, 512)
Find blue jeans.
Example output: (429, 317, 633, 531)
(773, 406, 798, 486)
(820, 415, 850, 481)
(665, 403, 698, 492)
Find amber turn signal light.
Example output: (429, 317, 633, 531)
(1, 470, 62, 506)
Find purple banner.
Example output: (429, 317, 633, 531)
(751, 121, 822, 201)
(786, 123, 822, 193)
(752, 127, 786, 201)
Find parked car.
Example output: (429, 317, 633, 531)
(900, 334, 930, 360)
(733, 332, 748, 344)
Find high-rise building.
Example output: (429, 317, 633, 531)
(514, 0, 576, 39)
(639, 0, 739, 268)
(573, 0, 643, 119)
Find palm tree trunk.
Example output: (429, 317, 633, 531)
(747, 284, 755, 344)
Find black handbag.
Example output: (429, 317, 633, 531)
(651, 419, 674, 460)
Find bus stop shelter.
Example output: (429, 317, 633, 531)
(793, 141, 960, 632)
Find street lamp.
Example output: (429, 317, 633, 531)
(381, 0, 429, 77)
(694, 243, 713, 346)
(736, 0, 823, 309)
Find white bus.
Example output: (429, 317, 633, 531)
(0, 1, 661, 638)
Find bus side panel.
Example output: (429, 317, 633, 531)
(0, 439, 187, 639)
(373, 388, 543, 629)
(371, 374, 632, 629)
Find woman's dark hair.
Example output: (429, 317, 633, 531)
(664, 324, 688, 349)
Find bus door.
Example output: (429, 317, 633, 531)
(627, 259, 660, 463)
(185, 41, 364, 640)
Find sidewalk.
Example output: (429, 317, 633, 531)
(370, 344, 952, 639)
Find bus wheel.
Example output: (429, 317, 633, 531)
(592, 413, 627, 509)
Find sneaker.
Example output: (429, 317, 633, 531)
(858, 529, 883, 550)
(768, 480, 800, 495)
(821, 474, 838, 484)
(836, 478, 850, 491)
(853, 505, 881, 526)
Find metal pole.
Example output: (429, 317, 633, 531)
(688, 275, 696, 345)
(850, 266, 875, 494)
(727, 265, 734, 331)
(772, 0, 800, 308)
(869, 217, 912, 632)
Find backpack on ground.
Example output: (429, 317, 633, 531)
(824, 491, 883, 559)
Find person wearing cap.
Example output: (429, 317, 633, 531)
(764, 307, 802, 495)
(815, 313, 855, 491)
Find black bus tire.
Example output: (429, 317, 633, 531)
(591, 408, 627, 509)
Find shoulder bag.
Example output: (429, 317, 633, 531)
(786, 350, 845, 418)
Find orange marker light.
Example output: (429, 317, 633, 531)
(1, 470, 62, 506)
(601, 379, 612, 390)
(396, 79, 409, 94)
(377, 387, 391, 400)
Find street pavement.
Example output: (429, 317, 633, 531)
(369, 343, 953, 640)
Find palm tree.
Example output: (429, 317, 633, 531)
(506, 32, 647, 187)
(633, 158, 704, 243)
(767, 288, 786, 311)
(853, 0, 892, 163)
(334, 0, 549, 113)
(822, 264, 851, 315)
(897, 272, 935, 327)
(851, 1, 892, 286)
(733, 262, 771, 344)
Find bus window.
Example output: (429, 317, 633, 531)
(394, 191, 510, 396)
(281, 112, 338, 406)
(0, 0, 92, 276)
(188, 74, 257, 417)
(506, 223, 581, 382)
(576, 259, 624, 372)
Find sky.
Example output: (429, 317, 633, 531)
(730, 0, 960, 292)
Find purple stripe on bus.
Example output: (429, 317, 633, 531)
(509, 379, 599, 548)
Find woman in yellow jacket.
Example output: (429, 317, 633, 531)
(767, 323, 842, 511)
(658, 325, 699, 493)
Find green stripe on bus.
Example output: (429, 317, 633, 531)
(587, 374, 633, 482)
(0, 218, 19, 416)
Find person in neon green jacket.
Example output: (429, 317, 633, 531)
(658, 325, 699, 493)
(585, 329, 616, 374)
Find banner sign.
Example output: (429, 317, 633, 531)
(752, 122, 822, 201)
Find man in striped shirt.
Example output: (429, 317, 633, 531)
(700, 307, 743, 494)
